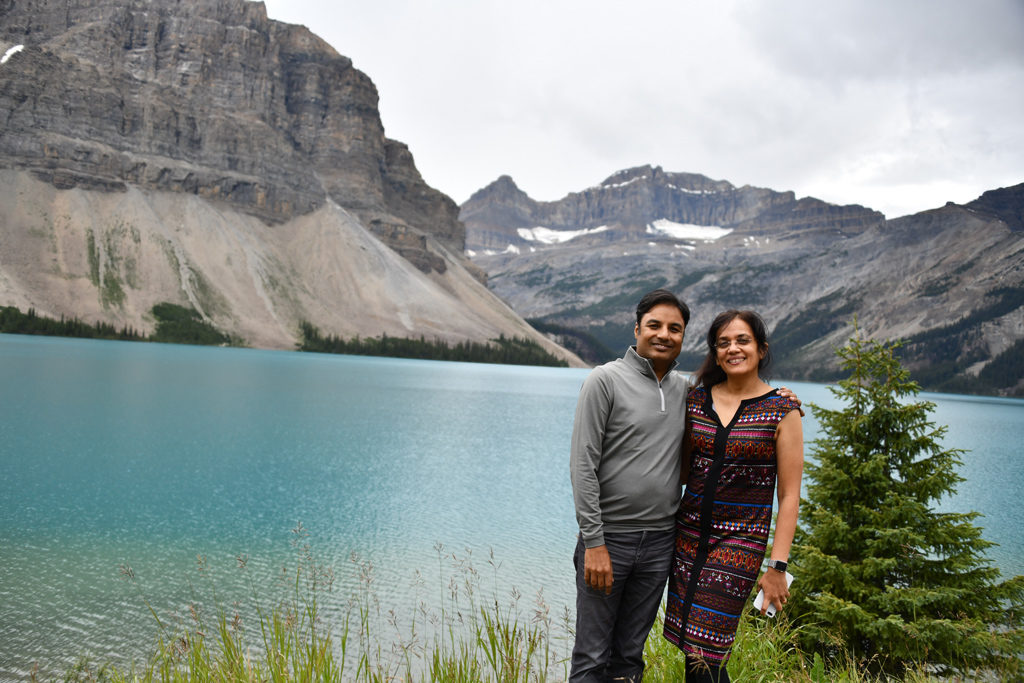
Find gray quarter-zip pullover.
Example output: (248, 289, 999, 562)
(570, 346, 691, 548)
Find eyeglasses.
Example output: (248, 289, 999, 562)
(714, 336, 754, 350)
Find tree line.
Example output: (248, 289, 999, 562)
(0, 305, 145, 340)
(0, 303, 230, 346)
(298, 321, 567, 367)
(0, 306, 569, 367)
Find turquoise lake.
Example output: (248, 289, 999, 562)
(1, 334, 1022, 679)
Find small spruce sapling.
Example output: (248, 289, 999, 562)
(789, 329, 1024, 677)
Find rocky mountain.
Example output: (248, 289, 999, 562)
(462, 167, 1024, 395)
(463, 167, 883, 252)
(0, 0, 579, 364)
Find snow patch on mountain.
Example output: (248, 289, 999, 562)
(1, 45, 24, 65)
(646, 219, 732, 241)
(517, 225, 609, 244)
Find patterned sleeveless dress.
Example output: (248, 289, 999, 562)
(663, 386, 799, 665)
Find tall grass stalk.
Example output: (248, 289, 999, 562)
(62, 532, 568, 682)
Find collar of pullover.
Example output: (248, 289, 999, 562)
(626, 346, 677, 382)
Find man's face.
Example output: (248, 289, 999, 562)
(634, 303, 686, 369)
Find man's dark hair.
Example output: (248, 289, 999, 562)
(635, 289, 690, 327)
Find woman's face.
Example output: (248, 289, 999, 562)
(714, 317, 764, 378)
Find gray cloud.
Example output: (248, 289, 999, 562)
(740, 0, 1024, 81)
(262, 0, 1023, 218)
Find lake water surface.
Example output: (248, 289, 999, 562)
(1, 335, 1021, 679)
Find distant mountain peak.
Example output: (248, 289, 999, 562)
(468, 175, 529, 203)
(461, 170, 1024, 394)
(595, 166, 735, 196)
(598, 165, 658, 188)
(460, 164, 882, 252)
(965, 182, 1024, 232)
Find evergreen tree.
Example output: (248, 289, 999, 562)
(790, 330, 1024, 677)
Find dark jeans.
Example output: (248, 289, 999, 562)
(569, 529, 676, 682)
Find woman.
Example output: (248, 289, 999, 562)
(663, 310, 804, 682)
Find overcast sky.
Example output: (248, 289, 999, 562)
(260, 0, 1023, 219)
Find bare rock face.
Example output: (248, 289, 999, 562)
(0, 168, 579, 363)
(0, 0, 463, 269)
(965, 183, 1024, 232)
(0, 0, 580, 364)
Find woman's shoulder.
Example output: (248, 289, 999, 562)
(762, 389, 801, 414)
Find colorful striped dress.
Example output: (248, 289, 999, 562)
(663, 386, 799, 665)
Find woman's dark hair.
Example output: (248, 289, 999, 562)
(695, 310, 772, 387)
(635, 288, 690, 327)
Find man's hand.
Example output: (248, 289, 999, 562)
(584, 545, 614, 594)
(776, 385, 805, 417)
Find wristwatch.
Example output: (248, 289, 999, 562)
(766, 559, 788, 573)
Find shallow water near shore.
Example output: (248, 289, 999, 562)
(1, 334, 1021, 679)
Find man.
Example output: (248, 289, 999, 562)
(569, 288, 690, 682)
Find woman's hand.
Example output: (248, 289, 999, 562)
(757, 568, 791, 615)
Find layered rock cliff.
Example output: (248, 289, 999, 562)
(462, 169, 1024, 395)
(0, 0, 579, 364)
(0, 0, 467, 262)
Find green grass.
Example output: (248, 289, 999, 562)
(38, 533, 978, 682)
(44, 531, 572, 683)
(643, 611, 943, 683)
